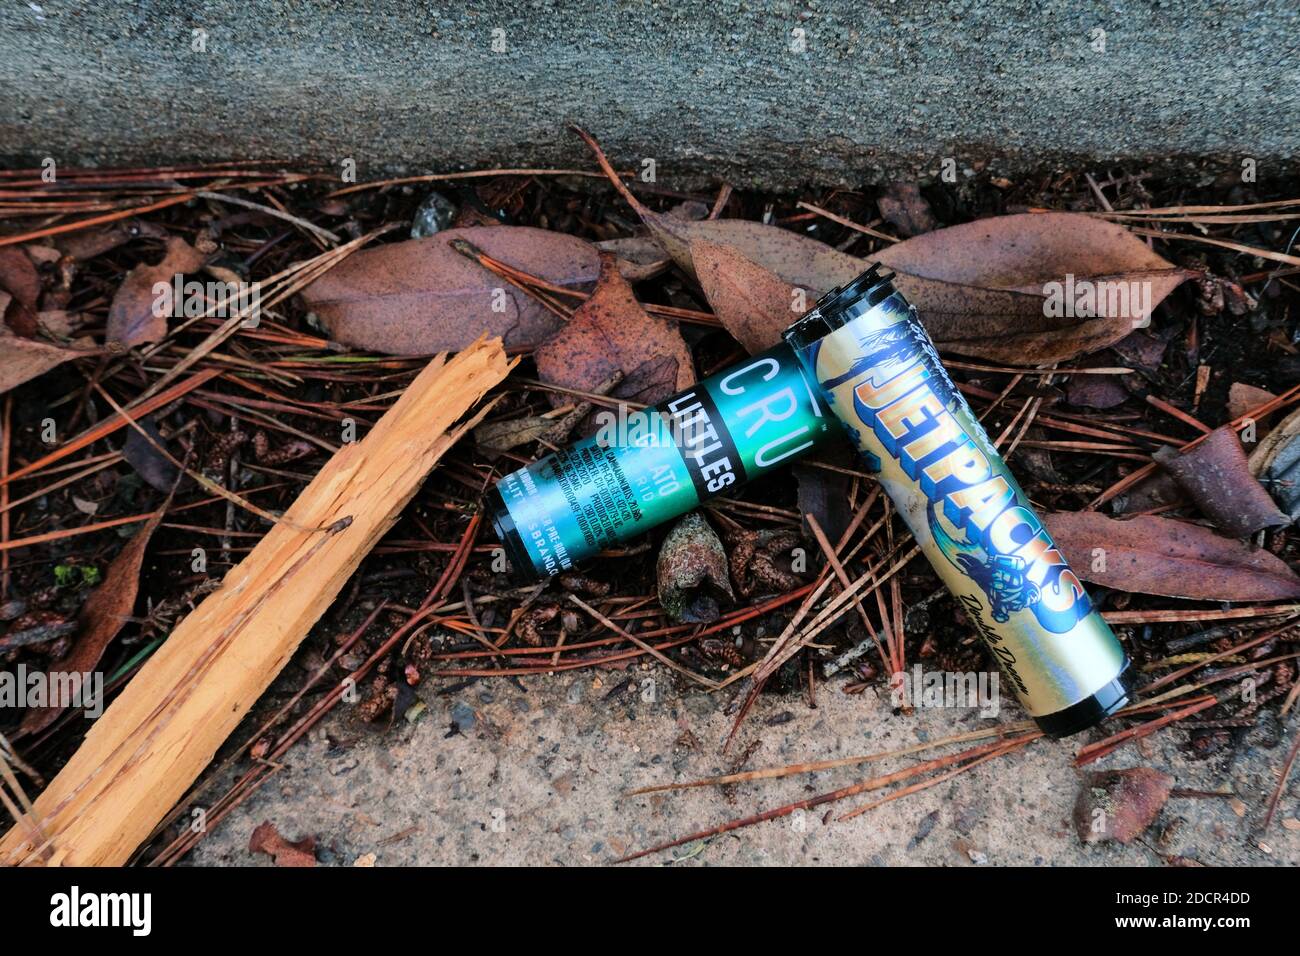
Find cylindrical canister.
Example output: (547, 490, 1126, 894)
(489, 343, 839, 582)
(783, 265, 1131, 737)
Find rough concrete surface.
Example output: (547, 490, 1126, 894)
(2, 2, 1299, 187)
(188, 660, 1300, 867)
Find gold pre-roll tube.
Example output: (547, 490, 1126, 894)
(783, 265, 1131, 737)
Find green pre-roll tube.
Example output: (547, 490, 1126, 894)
(783, 265, 1132, 738)
(489, 343, 838, 582)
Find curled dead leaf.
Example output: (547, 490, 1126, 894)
(876, 212, 1178, 290)
(692, 239, 809, 354)
(574, 124, 861, 291)
(0, 246, 41, 336)
(107, 237, 206, 347)
(249, 821, 317, 867)
(875, 213, 1192, 362)
(1065, 367, 1130, 409)
(1153, 426, 1287, 536)
(55, 218, 169, 262)
(1074, 767, 1174, 845)
(580, 129, 1192, 365)
(596, 236, 672, 282)
(534, 253, 694, 407)
(122, 416, 182, 492)
(474, 414, 552, 453)
(686, 231, 1124, 365)
(0, 323, 99, 397)
(20, 514, 162, 735)
(1227, 382, 1276, 425)
(1111, 470, 1185, 515)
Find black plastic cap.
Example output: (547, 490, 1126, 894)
(485, 483, 542, 584)
(1033, 663, 1135, 739)
(784, 263, 901, 350)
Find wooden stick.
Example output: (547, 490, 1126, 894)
(0, 338, 512, 866)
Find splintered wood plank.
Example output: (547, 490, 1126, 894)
(1, 337, 512, 866)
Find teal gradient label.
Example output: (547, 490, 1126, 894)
(496, 344, 836, 578)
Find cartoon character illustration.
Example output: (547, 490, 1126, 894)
(930, 501, 1043, 623)
(955, 551, 1041, 622)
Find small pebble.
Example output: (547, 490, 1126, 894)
(410, 191, 457, 238)
(450, 701, 476, 732)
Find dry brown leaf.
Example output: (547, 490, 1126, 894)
(475, 414, 552, 453)
(0, 246, 41, 336)
(884, 215, 1191, 359)
(595, 235, 672, 281)
(889, 272, 1090, 363)
(692, 239, 810, 354)
(646, 214, 864, 291)
(1154, 426, 1287, 536)
(122, 416, 181, 491)
(582, 130, 1192, 365)
(35, 309, 81, 338)
(20, 513, 162, 735)
(249, 821, 317, 867)
(55, 219, 169, 262)
(1112, 470, 1186, 515)
(534, 253, 693, 406)
(107, 237, 206, 347)
(686, 232, 1119, 365)
(300, 226, 600, 354)
(874, 213, 1191, 362)
(570, 131, 865, 292)
(1111, 329, 1169, 372)
(1066, 369, 1130, 409)
(1044, 511, 1300, 602)
(0, 321, 98, 397)
(877, 212, 1178, 289)
(1228, 382, 1276, 424)
(1074, 767, 1174, 845)
(580, 131, 1193, 364)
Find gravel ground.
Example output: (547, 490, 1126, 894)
(187, 661, 1299, 866)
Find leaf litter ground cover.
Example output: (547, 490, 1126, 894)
(1, 134, 1299, 864)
